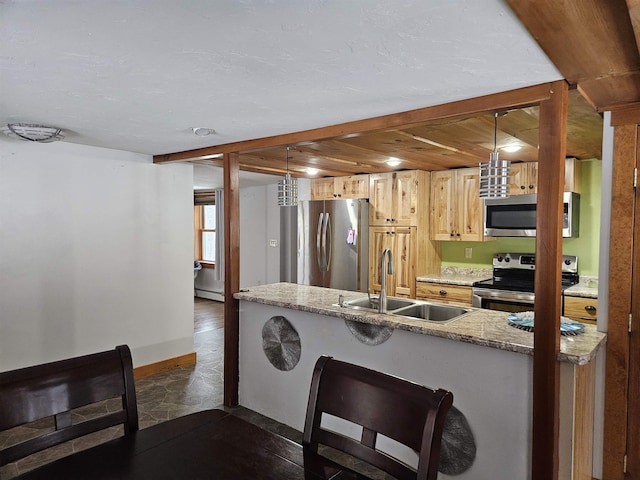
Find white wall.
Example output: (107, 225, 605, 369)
(0, 141, 194, 370)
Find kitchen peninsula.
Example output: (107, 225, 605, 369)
(235, 283, 606, 480)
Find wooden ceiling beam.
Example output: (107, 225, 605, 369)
(153, 83, 553, 163)
(505, 0, 640, 109)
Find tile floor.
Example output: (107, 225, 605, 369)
(1, 299, 389, 479)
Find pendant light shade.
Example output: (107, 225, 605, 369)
(479, 113, 510, 199)
(278, 146, 298, 207)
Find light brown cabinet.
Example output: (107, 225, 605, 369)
(310, 174, 369, 200)
(369, 170, 424, 226)
(369, 226, 416, 298)
(563, 295, 598, 325)
(509, 158, 581, 195)
(509, 162, 538, 195)
(430, 167, 485, 241)
(416, 282, 473, 306)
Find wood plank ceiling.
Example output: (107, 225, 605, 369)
(162, 0, 639, 178)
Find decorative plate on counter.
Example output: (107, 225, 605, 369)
(507, 311, 585, 336)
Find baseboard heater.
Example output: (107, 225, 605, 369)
(195, 288, 224, 302)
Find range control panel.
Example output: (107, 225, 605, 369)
(492, 253, 578, 273)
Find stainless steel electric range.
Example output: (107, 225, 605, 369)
(472, 253, 579, 312)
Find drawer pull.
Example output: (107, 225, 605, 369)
(584, 305, 596, 313)
(439, 290, 447, 296)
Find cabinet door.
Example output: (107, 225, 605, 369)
(310, 178, 335, 200)
(336, 174, 369, 199)
(430, 170, 456, 240)
(509, 162, 537, 195)
(368, 227, 395, 293)
(393, 170, 420, 226)
(369, 173, 395, 225)
(392, 227, 416, 297)
(456, 167, 484, 241)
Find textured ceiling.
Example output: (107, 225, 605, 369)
(0, 0, 562, 160)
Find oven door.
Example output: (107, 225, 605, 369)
(472, 287, 535, 313)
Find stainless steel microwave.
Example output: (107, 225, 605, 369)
(484, 192, 580, 238)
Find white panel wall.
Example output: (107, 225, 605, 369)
(0, 141, 194, 370)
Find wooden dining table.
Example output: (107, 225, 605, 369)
(14, 409, 371, 479)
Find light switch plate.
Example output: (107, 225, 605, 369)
(269, 239, 278, 247)
(465, 247, 472, 259)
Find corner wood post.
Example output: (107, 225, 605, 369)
(532, 80, 568, 480)
(223, 152, 240, 407)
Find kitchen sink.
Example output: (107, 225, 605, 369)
(391, 303, 470, 323)
(338, 296, 416, 312)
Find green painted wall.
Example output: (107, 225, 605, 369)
(440, 159, 602, 277)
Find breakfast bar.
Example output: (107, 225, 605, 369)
(235, 282, 606, 480)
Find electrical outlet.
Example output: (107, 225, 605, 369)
(465, 247, 472, 259)
(269, 239, 278, 247)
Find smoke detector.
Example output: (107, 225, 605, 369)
(1, 123, 65, 143)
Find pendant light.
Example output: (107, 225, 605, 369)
(278, 146, 298, 207)
(479, 112, 510, 198)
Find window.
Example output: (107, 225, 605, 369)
(195, 205, 216, 263)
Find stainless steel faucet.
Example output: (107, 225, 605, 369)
(379, 248, 394, 313)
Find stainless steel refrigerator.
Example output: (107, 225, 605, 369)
(280, 199, 369, 292)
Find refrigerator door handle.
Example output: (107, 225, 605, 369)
(316, 213, 324, 271)
(324, 212, 332, 273)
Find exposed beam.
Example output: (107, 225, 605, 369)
(532, 80, 568, 480)
(153, 83, 552, 163)
(505, 0, 640, 109)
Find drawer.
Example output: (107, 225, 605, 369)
(416, 282, 472, 305)
(564, 296, 598, 323)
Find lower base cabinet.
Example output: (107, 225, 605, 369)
(563, 295, 598, 324)
(369, 227, 416, 298)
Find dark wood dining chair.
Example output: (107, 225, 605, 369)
(303, 356, 453, 480)
(0, 344, 139, 467)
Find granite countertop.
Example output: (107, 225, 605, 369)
(416, 267, 492, 286)
(234, 282, 606, 366)
(564, 276, 599, 299)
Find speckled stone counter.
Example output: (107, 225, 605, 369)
(235, 282, 606, 365)
(416, 267, 492, 286)
(564, 276, 599, 298)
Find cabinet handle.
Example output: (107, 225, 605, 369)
(439, 290, 447, 296)
(333, 194, 338, 197)
(529, 185, 535, 190)
(337, 193, 342, 197)
(450, 233, 454, 237)
(584, 305, 596, 312)
(520, 185, 526, 190)
(456, 233, 460, 237)
(386, 218, 391, 222)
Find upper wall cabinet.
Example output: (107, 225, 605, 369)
(509, 158, 581, 195)
(430, 167, 485, 241)
(369, 170, 427, 226)
(310, 174, 369, 200)
(509, 162, 538, 195)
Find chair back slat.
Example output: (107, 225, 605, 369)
(303, 356, 453, 480)
(0, 345, 138, 467)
